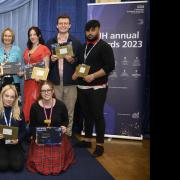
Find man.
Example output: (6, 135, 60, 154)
(72, 20, 115, 157)
(47, 15, 82, 137)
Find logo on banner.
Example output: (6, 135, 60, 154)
(132, 69, 141, 79)
(121, 56, 129, 66)
(132, 57, 141, 66)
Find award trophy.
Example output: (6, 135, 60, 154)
(55, 44, 74, 58)
(0, 125, 19, 140)
(36, 127, 62, 145)
(0, 62, 22, 76)
(24, 61, 45, 80)
(31, 67, 49, 81)
(76, 64, 90, 78)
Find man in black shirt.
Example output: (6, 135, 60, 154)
(73, 20, 115, 157)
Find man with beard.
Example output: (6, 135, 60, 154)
(72, 20, 115, 157)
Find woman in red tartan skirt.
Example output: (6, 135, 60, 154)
(26, 81, 75, 175)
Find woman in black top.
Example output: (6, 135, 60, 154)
(26, 80, 75, 175)
(0, 84, 26, 172)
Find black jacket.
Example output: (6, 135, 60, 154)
(46, 34, 83, 85)
(78, 39, 115, 86)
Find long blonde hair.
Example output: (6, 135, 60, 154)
(0, 85, 20, 120)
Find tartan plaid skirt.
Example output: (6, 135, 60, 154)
(26, 135, 75, 175)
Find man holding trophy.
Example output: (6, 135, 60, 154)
(47, 15, 82, 137)
(73, 20, 115, 157)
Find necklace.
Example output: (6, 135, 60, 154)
(3, 45, 12, 63)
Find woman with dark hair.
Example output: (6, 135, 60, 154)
(23, 26, 51, 123)
(26, 81, 75, 175)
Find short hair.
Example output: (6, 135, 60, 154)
(57, 15, 71, 24)
(85, 20, 100, 31)
(1, 28, 15, 44)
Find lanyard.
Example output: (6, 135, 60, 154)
(3, 111, 12, 127)
(84, 39, 100, 63)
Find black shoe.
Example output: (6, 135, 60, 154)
(92, 145, 104, 157)
(74, 140, 92, 148)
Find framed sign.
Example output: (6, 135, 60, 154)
(31, 67, 49, 81)
(36, 127, 62, 145)
(55, 44, 74, 58)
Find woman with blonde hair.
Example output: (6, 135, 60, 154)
(0, 84, 26, 172)
(0, 28, 22, 93)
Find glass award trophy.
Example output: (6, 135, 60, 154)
(36, 127, 62, 145)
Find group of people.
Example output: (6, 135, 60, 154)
(0, 15, 115, 175)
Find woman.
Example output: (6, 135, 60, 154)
(0, 85, 26, 171)
(26, 81, 75, 175)
(23, 26, 51, 123)
(0, 28, 22, 93)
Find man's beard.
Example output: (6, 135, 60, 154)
(86, 34, 99, 42)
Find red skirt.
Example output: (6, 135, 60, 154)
(26, 135, 75, 175)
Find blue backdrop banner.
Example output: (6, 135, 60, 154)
(88, 1, 148, 140)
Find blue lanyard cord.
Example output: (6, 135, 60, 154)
(3, 111, 12, 127)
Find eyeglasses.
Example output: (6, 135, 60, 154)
(40, 89, 52, 93)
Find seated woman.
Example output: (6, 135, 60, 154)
(26, 80, 75, 175)
(0, 85, 26, 172)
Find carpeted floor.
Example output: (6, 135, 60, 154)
(0, 140, 114, 180)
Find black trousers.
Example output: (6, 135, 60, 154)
(77, 87, 107, 143)
(0, 143, 25, 171)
